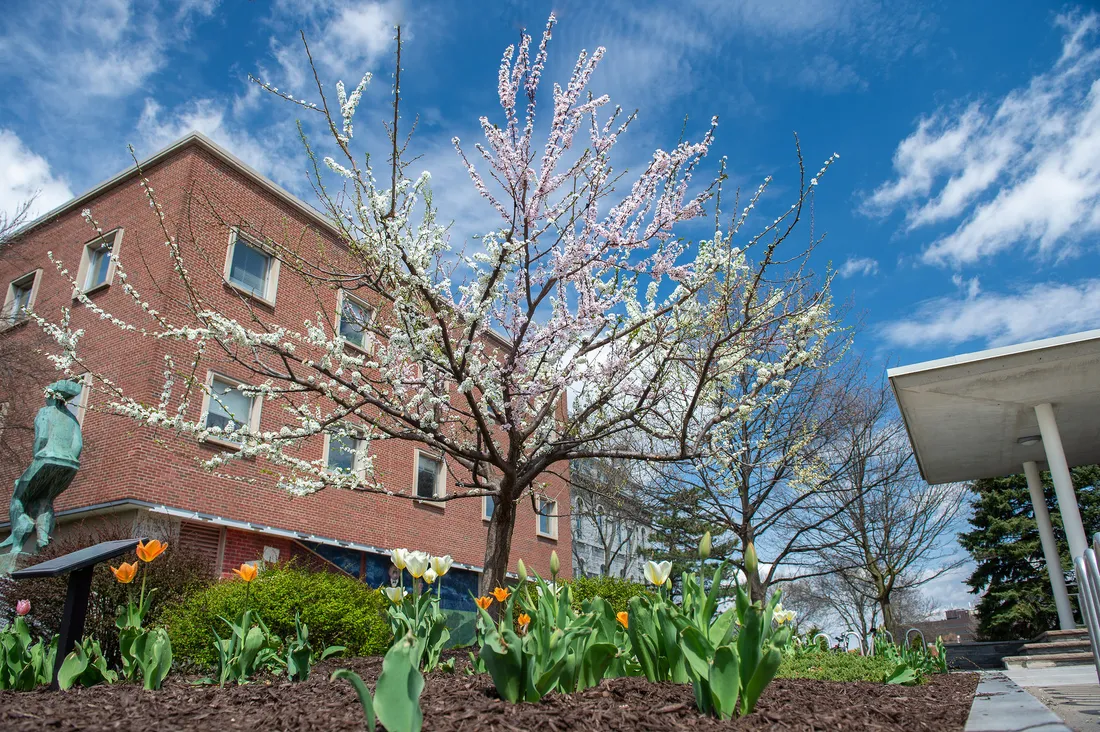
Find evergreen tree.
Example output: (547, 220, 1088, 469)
(960, 465, 1100, 641)
(648, 482, 738, 590)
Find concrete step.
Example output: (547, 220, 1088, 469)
(1004, 651, 1095, 669)
(1019, 639, 1093, 656)
(1032, 628, 1090, 644)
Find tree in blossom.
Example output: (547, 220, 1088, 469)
(35, 17, 838, 594)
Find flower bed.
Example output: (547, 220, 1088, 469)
(0, 656, 978, 732)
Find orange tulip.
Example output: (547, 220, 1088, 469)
(491, 587, 510, 603)
(517, 613, 531, 633)
(136, 539, 168, 563)
(233, 563, 259, 583)
(475, 596, 493, 610)
(111, 561, 138, 584)
(617, 611, 629, 629)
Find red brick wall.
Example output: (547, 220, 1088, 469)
(0, 139, 571, 579)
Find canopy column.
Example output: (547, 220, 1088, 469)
(1035, 403, 1088, 561)
(1023, 460, 1076, 630)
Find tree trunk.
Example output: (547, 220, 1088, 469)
(880, 597, 897, 637)
(748, 569, 766, 605)
(480, 487, 518, 596)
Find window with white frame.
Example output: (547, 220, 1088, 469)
(65, 374, 91, 426)
(325, 429, 366, 474)
(537, 496, 558, 539)
(483, 494, 495, 521)
(77, 229, 122, 294)
(337, 291, 373, 351)
(3, 270, 40, 324)
(203, 375, 258, 442)
(415, 451, 444, 500)
(225, 229, 279, 302)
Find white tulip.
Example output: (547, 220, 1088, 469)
(383, 587, 407, 604)
(644, 560, 673, 587)
(391, 548, 410, 570)
(430, 554, 454, 576)
(405, 550, 430, 578)
(423, 567, 438, 585)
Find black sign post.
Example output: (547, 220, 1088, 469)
(10, 538, 143, 689)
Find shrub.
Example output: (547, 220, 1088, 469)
(0, 518, 214, 666)
(777, 652, 897, 682)
(161, 562, 391, 669)
(565, 576, 650, 614)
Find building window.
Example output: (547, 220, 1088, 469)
(415, 451, 444, 500)
(483, 494, 495, 521)
(325, 430, 365, 474)
(224, 229, 279, 304)
(202, 374, 259, 443)
(537, 496, 558, 539)
(3, 270, 40, 325)
(76, 229, 122, 294)
(337, 291, 373, 351)
(65, 374, 91, 426)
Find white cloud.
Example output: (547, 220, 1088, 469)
(795, 55, 866, 94)
(136, 99, 300, 189)
(838, 256, 878, 277)
(865, 11, 1100, 267)
(878, 277, 1100, 348)
(0, 129, 74, 219)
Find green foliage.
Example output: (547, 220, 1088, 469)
(58, 637, 117, 690)
(0, 616, 56, 690)
(477, 571, 634, 703)
(383, 586, 451, 672)
(0, 520, 213, 667)
(565, 576, 650, 614)
(213, 607, 283, 685)
(646, 484, 738, 590)
(161, 563, 389, 669)
(286, 611, 344, 682)
(333, 633, 426, 732)
(874, 634, 947, 685)
(960, 465, 1100, 640)
(119, 626, 173, 690)
(777, 652, 896, 682)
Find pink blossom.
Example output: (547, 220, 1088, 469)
(16, 599, 30, 616)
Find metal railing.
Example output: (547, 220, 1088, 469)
(1072, 532, 1100, 682)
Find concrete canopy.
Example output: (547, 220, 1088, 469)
(888, 328, 1100, 485)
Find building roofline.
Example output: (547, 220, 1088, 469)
(886, 328, 1100, 379)
(13, 131, 341, 240)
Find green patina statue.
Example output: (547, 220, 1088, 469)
(0, 380, 84, 573)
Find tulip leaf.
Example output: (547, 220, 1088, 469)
(709, 645, 740, 720)
(331, 669, 376, 732)
(374, 636, 425, 732)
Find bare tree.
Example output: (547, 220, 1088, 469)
(570, 456, 653, 578)
(816, 382, 966, 634)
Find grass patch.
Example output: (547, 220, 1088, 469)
(777, 652, 897, 683)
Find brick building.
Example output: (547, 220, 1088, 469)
(0, 132, 571, 607)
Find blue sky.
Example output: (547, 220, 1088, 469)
(2, 0, 1097, 611)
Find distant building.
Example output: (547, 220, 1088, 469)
(909, 608, 979, 644)
(570, 459, 651, 582)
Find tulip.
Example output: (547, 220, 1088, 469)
(616, 611, 628, 629)
(744, 541, 758, 577)
(550, 550, 560, 577)
(111, 561, 138, 584)
(643, 560, 673, 587)
(423, 568, 438, 585)
(475, 596, 493, 610)
(430, 554, 454, 577)
(136, 538, 168, 563)
(773, 603, 796, 625)
(698, 531, 711, 561)
(233, 563, 259, 583)
(391, 548, 410, 571)
(405, 550, 430, 579)
(517, 613, 531, 635)
(383, 587, 406, 604)
(15, 600, 30, 617)
(516, 559, 527, 583)
(928, 644, 940, 659)
(491, 587, 510, 603)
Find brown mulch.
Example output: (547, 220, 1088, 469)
(0, 658, 978, 732)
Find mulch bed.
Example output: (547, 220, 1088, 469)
(0, 657, 978, 732)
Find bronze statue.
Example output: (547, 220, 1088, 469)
(1, 380, 84, 572)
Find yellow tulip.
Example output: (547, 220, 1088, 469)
(136, 538, 168, 563)
(110, 561, 138, 584)
(233, 563, 259, 583)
